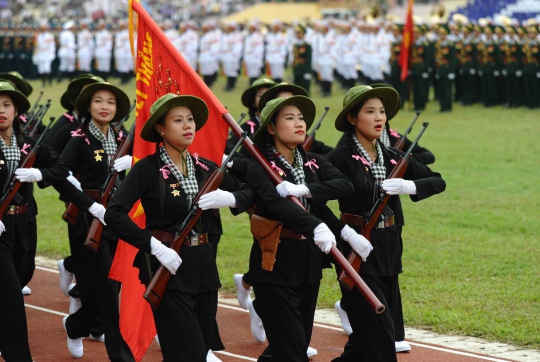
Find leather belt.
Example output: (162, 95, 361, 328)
(84, 189, 101, 201)
(5, 204, 27, 215)
(341, 213, 395, 229)
(151, 230, 208, 246)
(280, 228, 306, 240)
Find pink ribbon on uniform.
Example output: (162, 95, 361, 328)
(21, 143, 31, 155)
(247, 120, 256, 134)
(389, 128, 400, 138)
(270, 161, 286, 177)
(20, 115, 27, 123)
(64, 113, 75, 123)
(304, 159, 319, 172)
(85, 138, 90, 145)
(352, 155, 371, 167)
(159, 164, 173, 179)
(71, 129, 84, 137)
(390, 159, 397, 165)
(117, 130, 123, 141)
(193, 153, 209, 170)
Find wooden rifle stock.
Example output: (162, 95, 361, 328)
(394, 111, 420, 151)
(0, 118, 53, 217)
(62, 202, 79, 225)
(222, 113, 385, 314)
(339, 122, 430, 290)
(144, 133, 248, 309)
(84, 122, 136, 252)
(302, 106, 329, 152)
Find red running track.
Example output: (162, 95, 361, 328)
(5, 266, 516, 362)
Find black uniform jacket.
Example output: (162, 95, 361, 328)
(105, 153, 254, 294)
(52, 126, 126, 241)
(246, 148, 353, 287)
(326, 145, 446, 276)
(45, 111, 78, 144)
(0, 135, 67, 252)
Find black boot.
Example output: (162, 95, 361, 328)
(57, 71, 63, 83)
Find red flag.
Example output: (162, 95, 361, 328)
(109, 1, 229, 360)
(399, 0, 414, 81)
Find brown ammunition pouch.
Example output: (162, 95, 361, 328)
(250, 214, 283, 272)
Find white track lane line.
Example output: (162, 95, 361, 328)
(33, 269, 511, 361)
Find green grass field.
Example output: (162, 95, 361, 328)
(27, 74, 540, 349)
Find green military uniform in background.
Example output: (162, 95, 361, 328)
(460, 24, 478, 105)
(521, 25, 540, 108)
(501, 25, 523, 108)
(478, 26, 501, 107)
(435, 24, 457, 112)
(411, 26, 433, 111)
(1, 27, 14, 73)
(292, 24, 313, 95)
(389, 25, 407, 108)
(495, 26, 507, 105)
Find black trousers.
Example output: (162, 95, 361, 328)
(65, 214, 134, 362)
(333, 274, 397, 362)
(253, 282, 319, 362)
(0, 243, 33, 361)
(153, 289, 223, 361)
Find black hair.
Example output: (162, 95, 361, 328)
(248, 107, 258, 125)
(347, 96, 384, 120)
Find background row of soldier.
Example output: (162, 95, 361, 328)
(388, 20, 540, 111)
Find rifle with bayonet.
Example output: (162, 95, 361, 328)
(0, 118, 54, 217)
(393, 111, 420, 151)
(143, 132, 249, 309)
(338, 122, 429, 290)
(302, 106, 329, 152)
(84, 121, 136, 252)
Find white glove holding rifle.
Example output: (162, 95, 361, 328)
(313, 223, 336, 254)
(381, 178, 417, 195)
(88, 202, 107, 225)
(15, 168, 42, 182)
(341, 225, 372, 262)
(113, 155, 132, 172)
(150, 237, 182, 274)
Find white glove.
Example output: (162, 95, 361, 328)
(150, 237, 182, 274)
(434, 73, 440, 80)
(478, 70, 483, 76)
(536, 72, 540, 79)
(15, 168, 43, 183)
(113, 155, 132, 172)
(197, 189, 236, 210)
(0, 220, 5, 236)
(221, 154, 233, 168)
(448, 73, 456, 80)
(502, 69, 507, 76)
(493, 70, 500, 77)
(421, 72, 429, 79)
(515, 70, 523, 77)
(313, 223, 336, 254)
(303, 73, 312, 80)
(66, 171, 82, 191)
(469, 68, 476, 75)
(275, 181, 311, 198)
(381, 178, 417, 195)
(341, 225, 372, 262)
(88, 202, 107, 225)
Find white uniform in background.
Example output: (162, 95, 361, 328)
(58, 26, 77, 73)
(178, 28, 199, 71)
(265, 29, 288, 80)
(164, 26, 180, 51)
(316, 29, 336, 82)
(198, 28, 220, 76)
(33, 29, 56, 74)
(114, 27, 133, 74)
(94, 28, 113, 73)
(221, 28, 243, 78)
(77, 28, 95, 72)
(243, 28, 264, 79)
(340, 28, 360, 81)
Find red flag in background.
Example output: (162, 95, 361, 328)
(109, 1, 229, 360)
(399, 0, 414, 81)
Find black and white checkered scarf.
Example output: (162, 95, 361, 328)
(353, 134, 386, 183)
(0, 133, 21, 193)
(380, 128, 391, 147)
(159, 146, 198, 209)
(87, 121, 117, 162)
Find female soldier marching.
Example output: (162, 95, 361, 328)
(0, 81, 67, 361)
(326, 85, 446, 361)
(105, 94, 253, 361)
(52, 81, 134, 360)
(246, 96, 357, 361)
